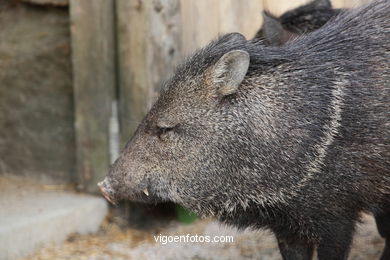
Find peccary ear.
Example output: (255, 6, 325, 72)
(263, 11, 297, 45)
(212, 50, 250, 96)
(311, 0, 332, 8)
(221, 32, 247, 43)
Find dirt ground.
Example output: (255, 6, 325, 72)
(22, 214, 384, 260)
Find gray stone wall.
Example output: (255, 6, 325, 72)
(0, 1, 75, 184)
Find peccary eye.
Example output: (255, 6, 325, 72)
(158, 126, 174, 135)
(155, 124, 178, 140)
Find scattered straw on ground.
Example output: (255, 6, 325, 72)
(22, 214, 384, 260)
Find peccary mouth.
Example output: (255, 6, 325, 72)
(98, 178, 164, 205)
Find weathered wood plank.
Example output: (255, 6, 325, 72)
(70, 0, 116, 193)
(332, 0, 347, 8)
(116, 0, 182, 144)
(180, 0, 220, 55)
(263, 0, 307, 16)
(180, 0, 263, 55)
(218, 0, 263, 38)
(341, 0, 373, 7)
(22, 0, 68, 6)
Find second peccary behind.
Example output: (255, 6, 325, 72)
(99, 0, 390, 259)
(255, 0, 342, 45)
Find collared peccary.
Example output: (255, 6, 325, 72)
(255, 0, 342, 45)
(99, 0, 390, 259)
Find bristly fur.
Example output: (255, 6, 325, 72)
(104, 0, 390, 259)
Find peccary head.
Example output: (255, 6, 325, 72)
(97, 33, 260, 212)
(256, 0, 342, 45)
(99, 32, 238, 205)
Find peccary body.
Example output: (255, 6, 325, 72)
(99, 1, 390, 259)
(256, 0, 342, 45)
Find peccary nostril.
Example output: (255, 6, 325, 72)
(97, 179, 118, 206)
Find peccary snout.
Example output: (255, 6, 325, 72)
(97, 178, 118, 205)
(98, 153, 157, 205)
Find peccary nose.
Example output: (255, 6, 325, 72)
(97, 178, 118, 205)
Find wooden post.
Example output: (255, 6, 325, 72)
(70, 0, 116, 193)
(217, 0, 264, 38)
(116, 0, 182, 145)
(341, 0, 373, 7)
(332, 0, 347, 8)
(263, 0, 307, 16)
(180, 0, 263, 55)
(179, 0, 220, 56)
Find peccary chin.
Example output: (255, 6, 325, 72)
(106, 0, 389, 241)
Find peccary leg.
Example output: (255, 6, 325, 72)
(375, 204, 390, 260)
(276, 237, 314, 260)
(317, 221, 355, 260)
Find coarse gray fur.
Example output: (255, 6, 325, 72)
(100, 1, 390, 259)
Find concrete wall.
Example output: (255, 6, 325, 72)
(0, 1, 75, 184)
